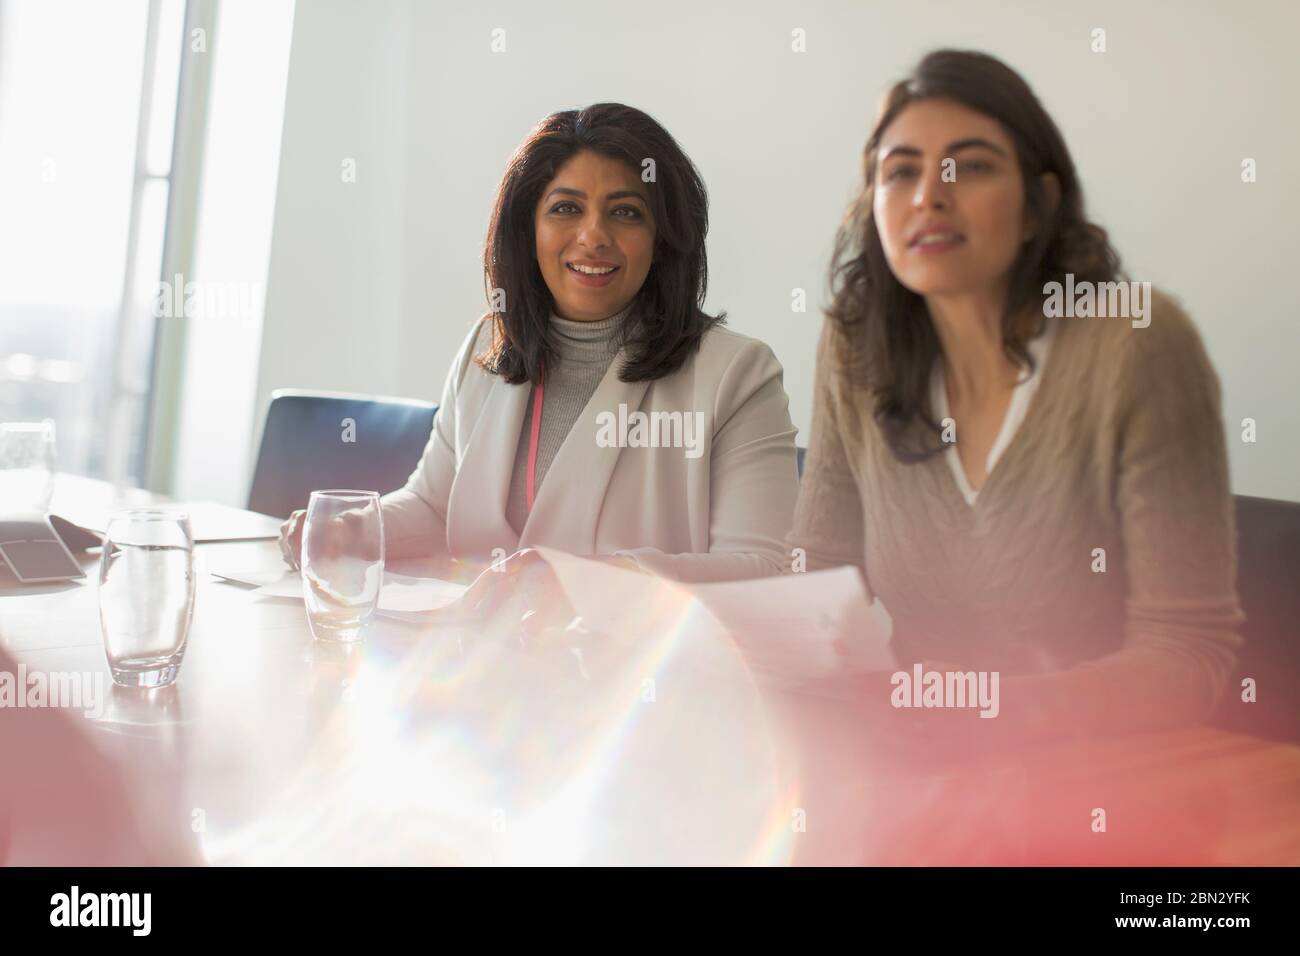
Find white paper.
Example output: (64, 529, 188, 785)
(49, 474, 283, 542)
(376, 572, 467, 612)
(530, 547, 896, 685)
(210, 567, 467, 612)
(687, 567, 895, 676)
(210, 567, 289, 589)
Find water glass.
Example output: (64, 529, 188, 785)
(302, 490, 384, 643)
(98, 510, 195, 688)
(0, 419, 57, 512)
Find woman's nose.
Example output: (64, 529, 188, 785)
(577, 212, 612, 249)
(911, 163, 952, 210)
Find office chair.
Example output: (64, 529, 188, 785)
(1212, 494, 1300, 743)
(247, 389, 437, 520)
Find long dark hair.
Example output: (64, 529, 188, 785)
(477, 102, 723, 385)
(827, 49, 1123, 461)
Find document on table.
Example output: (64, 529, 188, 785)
(44, 474, 282, 545)
(686, 567, 896, 678)
(210, 566, 467, 615)
(530, 547, 896, 685)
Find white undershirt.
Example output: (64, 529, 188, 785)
(930, 317, 1059, 506)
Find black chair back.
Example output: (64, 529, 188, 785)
(1213, 494, 1300, 742)
(247, 389, 437, 520)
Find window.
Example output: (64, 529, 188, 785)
(0, 0, 186, 486)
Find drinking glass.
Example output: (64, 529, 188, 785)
(0, 419, 57, 512)
(98, 510, 195, 687)
(302, 490, 384, 643)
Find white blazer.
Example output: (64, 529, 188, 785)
(380, 317, 799, 581)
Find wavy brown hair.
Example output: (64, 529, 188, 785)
(476, 103, 723, 386)
(827, 49, 1123, 461)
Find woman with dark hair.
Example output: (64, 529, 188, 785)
(793, 50, 1243, 745)
(281, 103, 798, 585)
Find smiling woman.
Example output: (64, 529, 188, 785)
(532, 151, 656, 323)
(281, 103, 800, 590)
(478, 102, 722, 384)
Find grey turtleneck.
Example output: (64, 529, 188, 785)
(504, 305, 630, 535)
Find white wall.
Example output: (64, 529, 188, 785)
(249, 0, 1299, 503)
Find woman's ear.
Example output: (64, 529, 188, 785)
(1024, 171, 1062, 243)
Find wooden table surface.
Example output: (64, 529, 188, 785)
(2, 476, 1298, 865)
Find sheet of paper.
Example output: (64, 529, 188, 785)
(162, 500, 284, 542)
(210, 567, 290, 590)
(210, 567, 467, 612)
(529, 547, 896, 685)
(685, 566, 896, 679)
(50, 474, 283, 542)
(377, 572, 467, 612)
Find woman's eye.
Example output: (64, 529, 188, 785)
(612, 206, 642, 220)
(550, 201, 579, 214)
(959, 160, 992, 174)
(884, 165, 918, 183)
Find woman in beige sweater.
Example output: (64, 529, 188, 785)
(792, 50, 1244, 747)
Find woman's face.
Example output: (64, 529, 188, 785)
(872, 98, 1034, 301)
(534, 150, 656, 321)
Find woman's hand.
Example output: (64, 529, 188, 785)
(278, 508, 374, 571)
(278, 509, 307, 570)
(454, 548, 576, 637)
(448, 550, 642, 636)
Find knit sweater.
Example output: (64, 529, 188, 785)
(504, 307, 628, 535)
(789, 289, 1245, 740)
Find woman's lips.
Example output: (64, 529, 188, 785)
(566, 262, 620, 287)
(909, 235, 965, 254)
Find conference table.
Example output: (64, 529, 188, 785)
(2, 475, 1299, 865)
